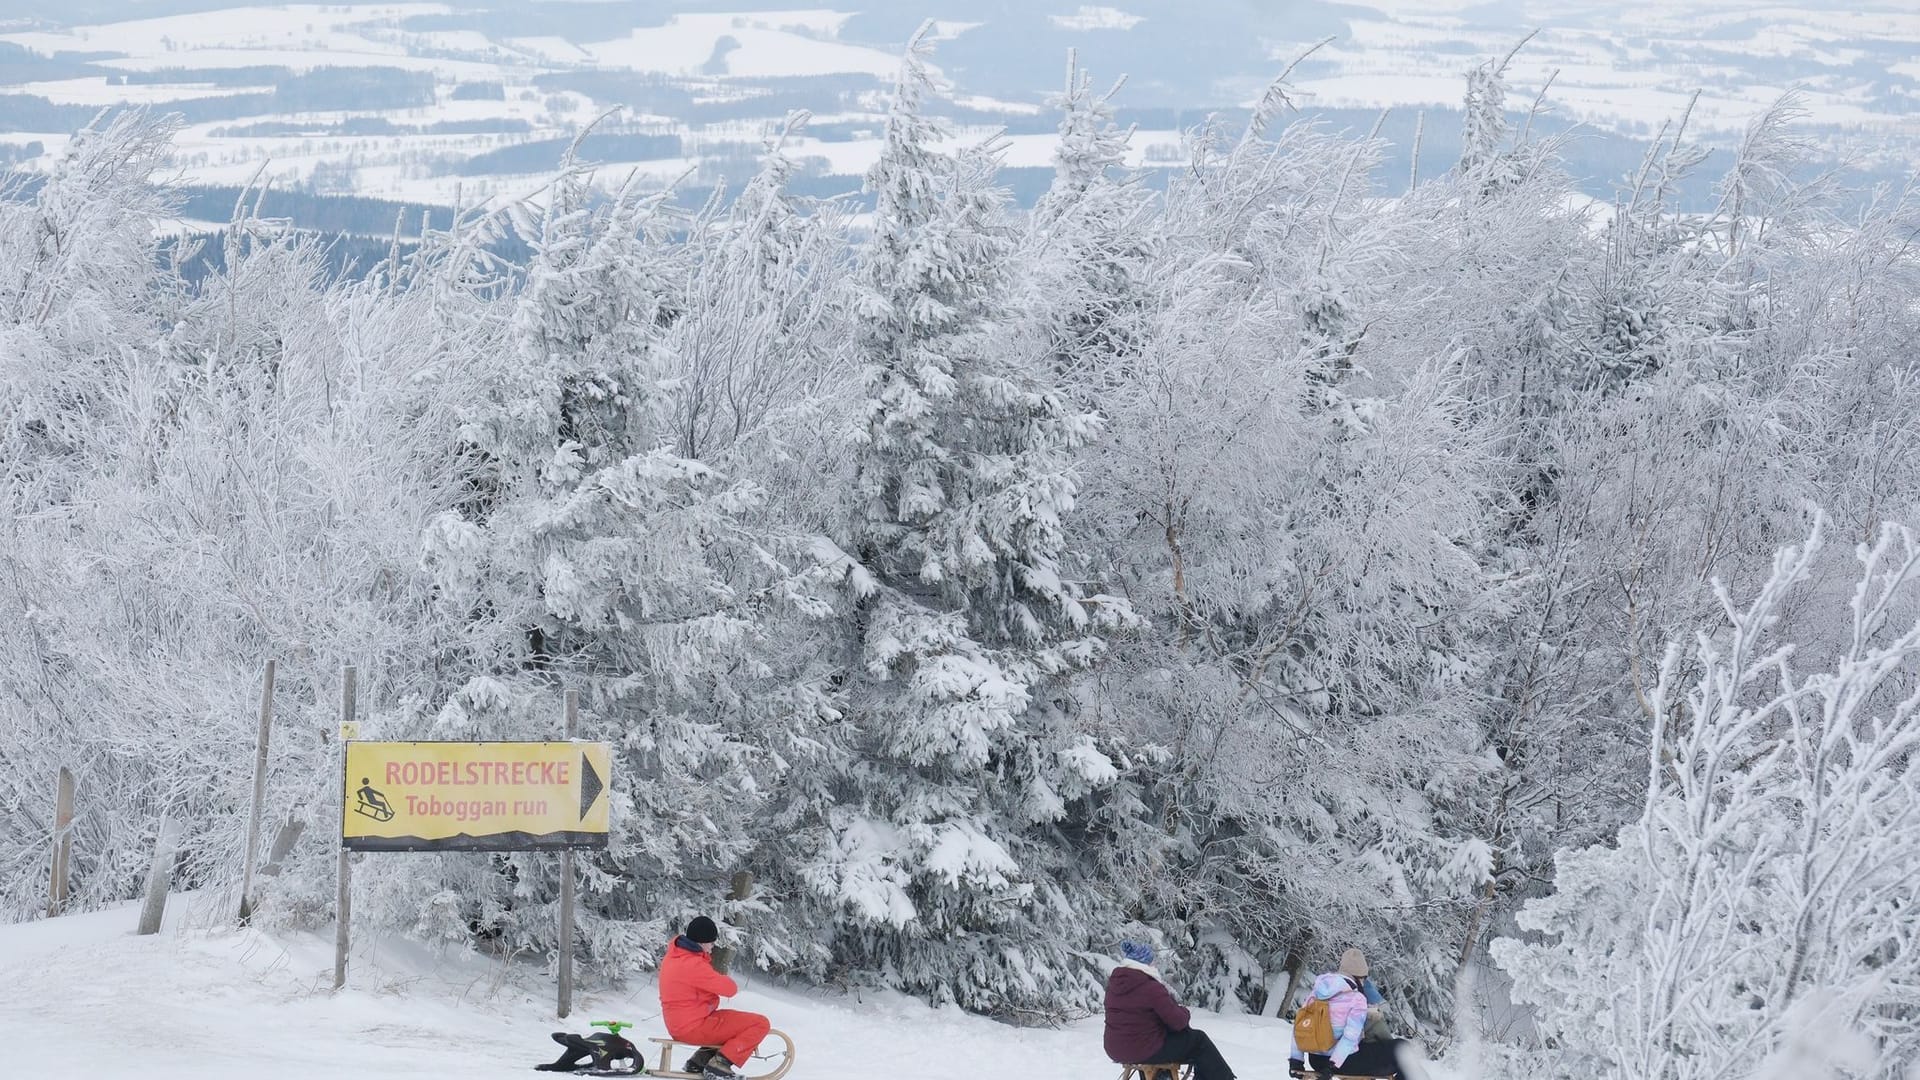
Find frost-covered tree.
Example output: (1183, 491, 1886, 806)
(9, 51, 1920, 1062)
(1494, 520, 1920, 1080)
(667, 112, 851, 465)
(0, 112, 176, 498)
(416, 147, 836, 970)
(1463, 87, 1914, 983)
(1043, 85, 1511, 1022)
(0, 164, 482, 924)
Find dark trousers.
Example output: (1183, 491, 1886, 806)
(1308, 1038, 1404, 1078)
(1151, 1027, 1236, 1080)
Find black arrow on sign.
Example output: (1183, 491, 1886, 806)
(578, 752, 604, 822)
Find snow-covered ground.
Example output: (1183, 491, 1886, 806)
(0, 898, 1314, 1080)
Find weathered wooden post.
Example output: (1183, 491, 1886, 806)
(137, 815, 182, 935)
(260, 817, 305, 878)
(47, 766, 74, 917)
(239, 658, 277, 924)
(558, 688, 578, 1019)
(334, 665, 356, 991)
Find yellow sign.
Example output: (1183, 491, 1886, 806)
(343, 741, 611, 852)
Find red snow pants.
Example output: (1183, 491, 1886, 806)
(673, 1009, 770, 1068)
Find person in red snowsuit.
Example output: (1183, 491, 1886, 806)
(659, 916, 770, 1080)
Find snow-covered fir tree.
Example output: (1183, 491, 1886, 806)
(802, 26, 1134, 1017)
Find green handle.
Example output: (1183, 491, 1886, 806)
(591, 1020, 631, 1036)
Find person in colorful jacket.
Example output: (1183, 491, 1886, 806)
(659, 916, 771, 1080)
(1103, 941, 1238, 1080)
(1290, 949, 1406, 1079)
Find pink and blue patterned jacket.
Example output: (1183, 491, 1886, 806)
(1310, 972, 1370, 1066)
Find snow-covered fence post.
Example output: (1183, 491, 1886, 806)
(333, 665, 356, 991)
(47, 765, 73, 917)
(558, 688, 578, 1019)
(136, 814, 181, 935)
(238, 658, 277, 924)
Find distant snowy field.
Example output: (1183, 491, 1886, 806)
(0, 4, 1024, 210)
(0, 898, 1350, 1080)
(2, 1, 1917, 211)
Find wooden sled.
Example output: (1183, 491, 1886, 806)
(1120, 1065, 1192, 1080)
(1290, 1064, 1395, 1080)
(646, 1029, 794, 1080)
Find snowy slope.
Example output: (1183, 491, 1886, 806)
(0, 898, 1308, 1080)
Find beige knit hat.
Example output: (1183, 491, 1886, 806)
(1338, 947, 1369, 979)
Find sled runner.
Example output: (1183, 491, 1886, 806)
(1287, 1065, 1394, 1080)
(646, 1028, 795, 1080)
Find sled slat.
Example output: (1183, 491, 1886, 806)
(1120, 1065, 1192, 1080)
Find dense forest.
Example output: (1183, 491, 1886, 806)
(4, 35, 1918, 1080)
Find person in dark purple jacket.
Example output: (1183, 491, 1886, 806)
(1103, 942, 1237, 1080)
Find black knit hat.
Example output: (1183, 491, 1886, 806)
(686, 916, 719, 944)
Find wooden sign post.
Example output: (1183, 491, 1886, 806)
(334, 665, 356, 991)
(559, 688, 579, 1019)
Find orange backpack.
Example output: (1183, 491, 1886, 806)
(1293, 996, 1335, 1053)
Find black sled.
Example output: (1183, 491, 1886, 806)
(534, 1020, 645, 1076)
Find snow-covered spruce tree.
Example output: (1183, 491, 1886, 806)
(1013, 47, 1185, 984)
(656, 117, 861, 976)
(1024, 50, 1153, 401)
(417, 148, 834, 973)
(795, 27, 1134, 1018)
(1493, 519, 1920, 1080)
